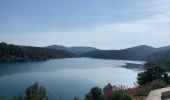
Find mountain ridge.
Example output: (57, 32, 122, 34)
(45, 44, 170, 60)
(45, 45, 98, 55)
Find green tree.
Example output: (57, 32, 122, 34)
(84, 87, 104, 100)
(25, 82, 49, 100)
(13, 96, 23, 100)
(74, 96, 79, 100)
(110, 90, 132, 100)
(137, 65, 170, 85)
(0, 96, 3, 100)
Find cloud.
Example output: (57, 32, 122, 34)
(1, 11, 170, 49)
(80, 11, 170, 49)
(1, 0, 170, 49)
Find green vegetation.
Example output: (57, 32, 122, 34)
(11, 83, 49, 100)
(137, 65, 170, 85)
(0, 42, 75, 61)
(0, 97, 4, 100)
(25, 82, 49, 100)
(74, 96, 79, 100)
(13, 96, 23, 100)
(81, 45, 157, 60)
(110, 90, 132, 100)
(84, 84, 133, 100)
(84, 87, 104, 100)
(145, 50, 170, 70)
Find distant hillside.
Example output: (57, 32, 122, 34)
(46, 45, 67, 50)
(0, 43, 76, 61)
(157, 46, 170, 51)
(81, 45, 158, 60)
(46, 45, 98, 55)
(145, 50, 170, 69)
(46, 44, 170, 60)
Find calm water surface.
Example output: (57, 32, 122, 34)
(0, 58, 144, 100)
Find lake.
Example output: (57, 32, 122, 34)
(0, 58, 145, 100)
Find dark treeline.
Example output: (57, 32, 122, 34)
(0, 42, 76, 61)
(81, 45, 157, 60)
(145, 50, 170, 70)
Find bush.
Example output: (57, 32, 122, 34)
(84, 87, 104, 100)
(137, 65, 170, 85)
(25, 82, 49, 100)
(128, 79, 167, 97)
(110, 90, 132, 100)
(74, 96, 79, 100)
(0, 97, 3, 100)
(135, 87, 151, 96)
(148, 79, 167, 90)
(13, 96, 23, 100)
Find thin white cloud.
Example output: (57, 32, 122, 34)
(1, 11, 170, 49)
(1, 1, 170, 49)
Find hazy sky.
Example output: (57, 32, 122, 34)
(0, 0, 170, 49)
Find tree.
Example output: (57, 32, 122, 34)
(84, 87, 104, 100)
(13, 96, 23, 100)
(110, 90, 132, 100)
(137, 65, 170, 85)
(74, 96, 79, 100)
(0, 96, 3, 100)
(103, 83, 113, 99)
(25, 82, 49, 100)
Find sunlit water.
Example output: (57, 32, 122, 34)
(0, 58, 145, 100)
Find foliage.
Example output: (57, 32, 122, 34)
(145, 49, 170, 70)
(25, 82, 49, 100)
(13, 96, 23, 100)
(148, 79, 167, 89)
(110, 90, 132, 100)
(137, 65, 170, 85)
(81, 45, 155, 60)
(0, 42, 75, 62)
(84, 87, 104, 100)
(128, 79, 167, 96)
(103, 84, 132, 100)
(74, 96, 79, 100)
(0, 96, 3, 100)
(103, 83, 114, 99)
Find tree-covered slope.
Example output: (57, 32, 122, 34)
(81, 45, 157, 60)
(0, 42, 76, 61)
(46, 45, 98, 55)
(145, 50, 170, 69)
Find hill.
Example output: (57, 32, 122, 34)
(81, 45, 158, 60)
(46, 45, 98, 55)
(0, 43, 76, 61)
(145, 50, 170, 69)
(46, 44, 170, 61)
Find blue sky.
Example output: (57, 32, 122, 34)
(0, 0, 170, 49)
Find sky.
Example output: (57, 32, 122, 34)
(0, 0, 170, 49)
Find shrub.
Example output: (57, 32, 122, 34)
(84, 87, 104, 100)
(25, 82, 49, 100)
(0, 96, 3, 100)
(110, 90, 132, 100)
(137, 65, 170, 85)
(74, 96, 79, 100)
(128, 79, 167, 97)
(13, 96, 23, 100)
(148, 79, 167, 90)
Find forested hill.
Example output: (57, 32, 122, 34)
(81, 45, 170, 60)
(0, 42, 76, 61)
(81, 45, 157, 60)
(145, 50, 170, 69)
(46, 45, 98, 55)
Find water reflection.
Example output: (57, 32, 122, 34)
(0, 58, 144, 99)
